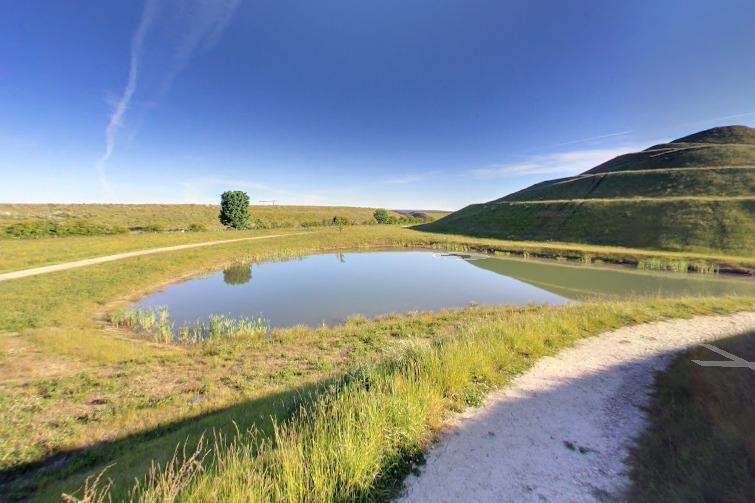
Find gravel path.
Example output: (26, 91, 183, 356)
(399, 312, 755, 503)
(0, 232, 304, 282)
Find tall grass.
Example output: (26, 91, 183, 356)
(68, 299, 752, 502)
(112, 307, 269, 344)
(636, 257, 720, 274)
(637, 258, 690, 273)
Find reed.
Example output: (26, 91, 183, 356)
(112, 307, 268, 344)
(637, 258, 690, 273)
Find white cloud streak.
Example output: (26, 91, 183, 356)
(95, 0, 156, 197)
(470, 146, 643, 179)
(552, 130, 632, 147)
(94, 0, 240, 199)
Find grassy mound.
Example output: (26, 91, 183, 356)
(420, 126, 755, 254)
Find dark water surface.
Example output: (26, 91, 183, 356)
(136, 250, 755, 328)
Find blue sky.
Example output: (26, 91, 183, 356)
(1, 0, 754, 210)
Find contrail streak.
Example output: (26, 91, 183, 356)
(95, 0, 156, 198)
(93, 0, 239, 199)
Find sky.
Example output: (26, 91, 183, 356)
(1, 0, 754, 210)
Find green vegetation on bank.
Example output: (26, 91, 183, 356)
(0, 204, 445, 238)
(2, 226, 754, 276)
(57, 299, 755, 502)
(420, 126, 755, 255)
(0, 225, 752, 501)
(629, 331, 755, 502)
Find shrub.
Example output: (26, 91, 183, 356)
(219, 191, 251, 229)
(373, 209, 394, 224)
(332, 216, 350, 230)
(3, 220, 128, 238)
(187, 223, 207, 232)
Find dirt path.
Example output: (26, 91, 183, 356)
(0, 233, 304, 282)
(399, 312, 755, 503)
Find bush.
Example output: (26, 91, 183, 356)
(3, 220, 128, 239)
(187, 223, 207, 232)
(373, 208, 394, 224)
(332, 216, 350, 229)
(219, 191, 251, 229)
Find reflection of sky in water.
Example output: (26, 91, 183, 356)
(137, 251, 755, 329)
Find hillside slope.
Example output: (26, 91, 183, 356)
(420, 126, 755, 254)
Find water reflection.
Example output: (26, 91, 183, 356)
(223, 263, 252, 285)
(137, 251, 755, 329)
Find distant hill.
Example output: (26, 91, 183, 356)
(419, 126, 755, 254)
(0, 204, 448, 237)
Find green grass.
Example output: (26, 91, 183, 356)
(420, 198, 755, 255)
(0, 203, 445, 238)
(0, 228, 306, 273)
(2, 226, 753, 277)
(423, 126, 755, 255)
(56, 298, 755, 502)
(628, 330, 755, 502)
(1, 224, 753, 500)
(504, 167, 755, 201)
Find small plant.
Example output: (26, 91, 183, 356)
(332, 216, 349, 231)
(219, 191, 251, 229)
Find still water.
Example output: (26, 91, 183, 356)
(136, 250, 755, 329)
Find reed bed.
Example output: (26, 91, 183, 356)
(112, 307, 269, 344)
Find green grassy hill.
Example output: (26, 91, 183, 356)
(420, 125, 755, 254)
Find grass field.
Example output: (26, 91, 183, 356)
(422, 126, 755, 254)
(0, 204, 447, 237)
(2, 225, 753, 275)
(0, 224, 753, 501)
(629, 331, 754, 502)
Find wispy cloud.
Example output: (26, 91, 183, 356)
(470, 146, 642, 179)
(95, 0, 156, 197)
(94, 0, 240, 199)
(382, 171, 439, 185)
(552, 130, 632, 147)
(672, 111, 755, 130)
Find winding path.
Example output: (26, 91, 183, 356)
(0, 233, 304, 282)
(399, 312, 755, 503)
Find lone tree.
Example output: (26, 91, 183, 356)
(219, 191, 251, 229)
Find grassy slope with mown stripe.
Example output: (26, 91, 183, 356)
(420, 125, 755, 255)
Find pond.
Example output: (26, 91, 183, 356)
(136, 250, 755, 329)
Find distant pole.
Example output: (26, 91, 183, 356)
(260, 200, 277, 206)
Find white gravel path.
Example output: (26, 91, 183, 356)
(399, 312, 755, 503)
